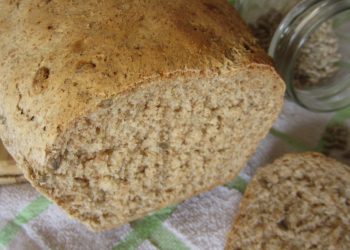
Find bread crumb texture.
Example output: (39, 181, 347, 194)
(226, 153, 350, 250)
(0, 0, 285, 230)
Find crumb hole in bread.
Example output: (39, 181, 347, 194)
(84, 118, 92, 126)
(98, 99, 113, 108)
(56, 126, 62, 133)
(64, 78, 72, 85)
(174, 107, 182, 112)
(76, 61, 96, 73)
(243, 42, 253, 53)
(0, 115, 6, 125)
(96, 127, 101, 135)
(259, 177, 270, 188)
(33, 67, 50, 92)
(203, 3, 219, 12)
(283, 204, 290, 212)
(137, 165, 147, 174)
(34, 67, 50, 81)
(158, 142, 169, 150)
(296, 191, 303, 198)
(72, 40, 84, 54)
(50, 156, 61, 170)
(296, 220, 303, 227)
(165, 188, 175, 193)
(277, 218, 289, 230)
(38, 173, 48, 185)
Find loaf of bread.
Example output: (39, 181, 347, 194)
(0, 0, 285, 230)
(226, 153, 350, 250)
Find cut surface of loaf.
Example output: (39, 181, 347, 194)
(226, 153, 350, 250)
(0, 0, 285, 230)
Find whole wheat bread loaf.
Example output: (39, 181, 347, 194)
(0, 0, 285, 230)
(226, 153, 350, 250)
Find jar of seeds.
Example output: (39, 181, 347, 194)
(236, 0, 350, 112)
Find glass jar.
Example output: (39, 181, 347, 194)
(236, 0, 350, 112)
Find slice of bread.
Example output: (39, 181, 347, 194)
(226, 153, 350, 250)
(0, 0, 285, 230)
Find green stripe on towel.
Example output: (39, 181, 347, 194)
(228, 0, 236, 5)
(114, 175, 248, 249)
(270, 128, 314, 151)
(113, 207, 176, 250)
(0, 196, 51, 249)
(147, 225, 189, 250)
(225, 176, 248, 193)
(328, 106, 350, 125)
(113, 205, 189, 250)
